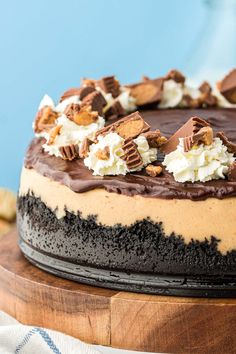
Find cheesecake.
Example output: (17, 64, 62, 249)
(17, 70, 236, 297)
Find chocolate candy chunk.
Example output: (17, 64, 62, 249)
(81, 91, 106, 116)
(198, 82, 217, 107)
(59, 86, 95, 102)
(142, 75, 150, 82)
(97, 76, 120, 98)
(146, 164, 162, 177)
(216, 131, 236, 155)
(96, 111, 150, 140)
(199, 81, 212, 94)
(129, 78, 164, 106)
(34, 106, 58, 133)
(60, 88, 81, 102)
(64, 103, 80, 121)
(161, 116, 210, 154)
(199, 92, 217, 107)
(121, 138, 143, 169)
(218, 69, 236, 103)
(59, 144, 79, 161)
(165, 69, 185, 84)
(183, 126, 213, 152)
(141, 130, 167, 148)
(228, 162, 236, 181)
(181, 94, 200, 109)
(105, 100, 125, 120)
(79, 86, 96, 100)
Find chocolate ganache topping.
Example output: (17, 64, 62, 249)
(24, 108, 236, 200)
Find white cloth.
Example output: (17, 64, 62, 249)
(0, 311, 100, 354)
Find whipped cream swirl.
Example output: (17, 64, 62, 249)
(117, 87, 137, 112)
(163, 137, 235, 183)
(43, 114, 105, 158)
(159, 80, 184, 108)
(84, 132, 157, 176)
(38, 94, 55, 110)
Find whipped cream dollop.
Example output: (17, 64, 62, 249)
(157, 78, 236, 109)
(38, 94, 55, 110)
(133, 135, 157, 170)
(84, 133, 127, 176)
(43, 114, 105, 158)
(163, 137, 235, 183)
(183, 85, 201, 100)
(84, 132, 157, 176)
(117, 87, 137, 112)
(159, 80, 184, 108)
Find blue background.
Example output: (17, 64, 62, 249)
(0, 0, 211, 190)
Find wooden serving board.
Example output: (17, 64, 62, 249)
(0, 229, 235, 354)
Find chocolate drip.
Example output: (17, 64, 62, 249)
(24, 108, 236, 201)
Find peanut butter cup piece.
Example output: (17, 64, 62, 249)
(65, 102, 98, 125)
(48, 125, 62, 145)
(59, 144, 79, 161)
(121, 138, 143, 169)
(79, 138, 92, 158)
(228, 162, 236, 181)
(218, 69, 236, 103)
(129, 78, 164, 106)
(34, 106, 58, 133)
(96, 111, 150, 140)
(141, 130, 167, 148)
(81, 91, 107, 116)
(183, 126, 213, 152)
(161, 116, 210, 154)
(64, 103, 80, 121)
(146, 164, 162, 177)
(74, 110, 98, 126)
(97, 76, 120, 98)
(216, 131, 236, 155)
(165, 69, 185, 84)
(82, 78, 97, 88)
(115, 112, 150, 139)
(60, 86, 95, 102)
(95, 146, 110, 160)
(60, 88, 81, 102)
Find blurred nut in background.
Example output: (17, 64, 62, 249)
(0, 188, 16, 237)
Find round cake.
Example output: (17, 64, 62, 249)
(17, 70, 236, 297)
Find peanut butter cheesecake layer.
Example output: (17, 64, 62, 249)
(17, 70, 236, 296)
(19, 167, 236, 254)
